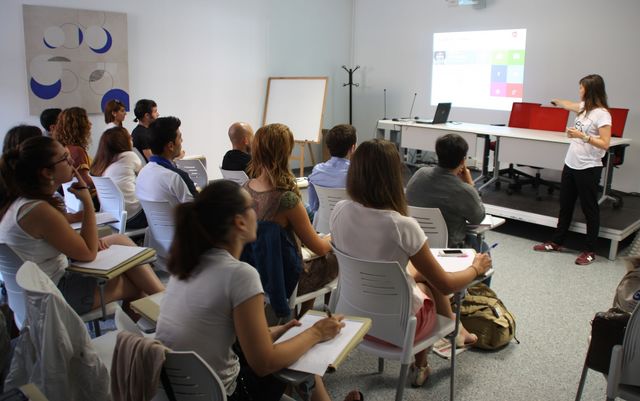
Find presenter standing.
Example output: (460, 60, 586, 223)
(533, 74, 611, 265)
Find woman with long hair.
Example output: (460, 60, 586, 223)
(90, 127, 147, 229)
(245, 123, 337, 315)
(534, 74, 612, 265)
(104, 99, 127, 129)
(2, 125, 42, 154)
(0, 136, 164, 317)
(330, 139, 491, 387)
(53, 107, 98, 209)
(156, 180, 360, 401)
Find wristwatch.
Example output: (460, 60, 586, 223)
(582, 135, 590, 143)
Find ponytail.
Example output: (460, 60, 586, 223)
(167, 180, 248, 279)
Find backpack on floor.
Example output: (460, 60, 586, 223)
(458, 283, 518, 350)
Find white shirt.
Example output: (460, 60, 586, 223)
(0, 198, 67, 284)
(156, 248, 263, 395)
(136, 161, 194, 206)
(565, 103, 611, 170)
(330, 200, 427, 315)
(103, 151, 142, 218)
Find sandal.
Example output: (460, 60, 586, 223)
(456, 332, 478, 348)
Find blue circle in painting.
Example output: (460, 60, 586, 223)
(101, 89, 130, 112)
(90, 28, 112, 54)
(43, 37, 55, 49)
(30, 78, 61, 100)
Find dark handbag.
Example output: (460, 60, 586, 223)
(585, 307, 630, 373)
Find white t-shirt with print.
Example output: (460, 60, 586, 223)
(330, 200, 427, 315)
(564, 103, 611, 170)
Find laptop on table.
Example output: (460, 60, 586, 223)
(415, 102, 451, 124)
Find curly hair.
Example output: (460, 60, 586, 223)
(247, 123, 299, 197)
(54, 107, 91, 149)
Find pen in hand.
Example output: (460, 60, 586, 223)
(489, 242, 499, 250)
(323, 304, 332, 318)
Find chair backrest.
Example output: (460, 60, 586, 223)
(528, 106, 570, 132)
(508, 102, 541, 128)
(619, 303, 640, 385)
(132, 147, 147, 167)
(608, 107, 629, 138)
(219, 168, 249, 186)
(139, 200, 175, 258)
(154, 352, 227, 401)
(330, 246, 413, 348)
(175, 159, 208, 190)
(407, 206, 448, 248)
(312, 186, 348, 234)
(0, 244, 26, 329)
(92, 176, 127, 233)
(61, 181, 83, 213)
(14, 261, 110, 401)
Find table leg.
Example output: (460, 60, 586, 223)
(478, 137, 500, 192)
(474, 135, 491, 184)
(98, 279, 107, 319)
(449, 291, 463, 401)
(598, 148, 615, 205)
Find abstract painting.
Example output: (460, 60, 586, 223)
(23, 5, 129, 115)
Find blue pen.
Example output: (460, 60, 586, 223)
(489, 242, 499, 250)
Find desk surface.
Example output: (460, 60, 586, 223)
(378, 119, 632, 146)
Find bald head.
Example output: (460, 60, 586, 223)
(228, 122, 254, 152)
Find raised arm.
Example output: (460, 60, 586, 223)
(409, 241, 491, 294)
(233, 294, 344, 376)
(550, 99, 581, 113)
(19, 181, 99, 262)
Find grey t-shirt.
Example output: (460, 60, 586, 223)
(156, 248, 263, 395)
(406, 166, 485, 247)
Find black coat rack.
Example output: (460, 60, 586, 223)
(342, 65, 360, 124)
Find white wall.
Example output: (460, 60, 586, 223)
(352, 0, 640, 192)
(0, 0, 352, 176)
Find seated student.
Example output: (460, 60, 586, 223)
(90, 127, 147, 229)
(3, 125, 42, 154)
(104, 99, 127, 129)
(2, 125, 83, 225)
(244, 123, 338, 316)
(222, 122, 254, 172)
(136, 117, 197, 206)
(0, 136, 164, 317)
(330, 139, 491, 387)
(156, 180, 361, 401)
(307, 124, 356, 214)
(39, 108, 61, 137)
(406, 133, 487, 251)
(131, 99, 158, 161)
(53, 107, 99, 210)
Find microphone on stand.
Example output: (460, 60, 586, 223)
(383, 89, 387, 120)
(406, 92, 417, 119)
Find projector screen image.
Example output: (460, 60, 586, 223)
(431, 29, 527, 111)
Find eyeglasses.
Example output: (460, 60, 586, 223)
(48, 152, 70, 167)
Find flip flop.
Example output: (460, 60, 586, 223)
(456, 332, 478, 348)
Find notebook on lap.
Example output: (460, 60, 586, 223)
(415, 102, 451, 124)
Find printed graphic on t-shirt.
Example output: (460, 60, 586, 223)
(574, 116, 593, 134)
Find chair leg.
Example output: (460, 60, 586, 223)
(395, 363, 409, 401)
(574, 362, 589, 401)
(92, 320, 101, 337)
(378, 357, 384, 373)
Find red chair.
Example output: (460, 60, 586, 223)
(491, 102, 541, 192)
(528, 106, 570, 132)
(603, 107, 630, 208)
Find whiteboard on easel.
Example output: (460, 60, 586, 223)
(263, 77, 328, 143)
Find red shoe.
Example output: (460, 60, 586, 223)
(575, 252, 596, 265)
(533, 241, 562, 252)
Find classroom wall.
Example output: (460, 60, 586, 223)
(0, 0, 352, 176)
(351, 0, 640, 192)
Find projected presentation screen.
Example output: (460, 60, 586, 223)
(431, 29, 527, 111)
